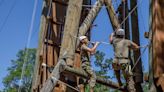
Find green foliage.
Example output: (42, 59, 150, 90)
(91, 51, 113, 91)
(2, 48, 36, 92)
(94, 51, 113, 78)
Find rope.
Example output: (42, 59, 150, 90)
(18, 0, 38, 91)
(120, 0, 143, 26)
(51, 76, 80, 92)
(82, 0, 143, 27)
(68, 32, 111, 45)
(131, 43, 150, 71)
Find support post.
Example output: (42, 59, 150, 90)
(130, 0, 143, 92)
(59, 0, 83, 66)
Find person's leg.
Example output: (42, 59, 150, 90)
(78, 84, 85, 92)
(85, 64, 96, 92)
(112, 63, 122, 86)
(121, 63, 136, 92)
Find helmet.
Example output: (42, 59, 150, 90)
(116, 29, 125, 36)
(79, 36, 87, 41)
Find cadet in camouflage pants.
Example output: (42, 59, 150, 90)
(110, 29, 140, 92)
(79, 36, 100, 92)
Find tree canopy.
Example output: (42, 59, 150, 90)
(2, 48, 36, 92)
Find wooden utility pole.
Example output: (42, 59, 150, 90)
(104, 0, 120, 31)
(40, 0, 83, 91)
(130, 0, 143, 92)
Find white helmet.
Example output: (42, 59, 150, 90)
(116, 29, 125, 36)
(79, 36, 87, 41)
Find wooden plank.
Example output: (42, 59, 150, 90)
(52, 1, 67, 92)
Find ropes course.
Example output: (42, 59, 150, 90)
(2, 0, 163, 91)
(29, 0, 153, 92)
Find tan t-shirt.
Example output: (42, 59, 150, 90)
(113, 38, 133, 58)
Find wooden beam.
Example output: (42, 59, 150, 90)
(78, 0, 104, 36)
(63, 66, 125, 91)
(40, 0, 83, 91)
(40, 61, 125, 91)
(40, 59, 65, 92)
(104, 0, 120, 31)
(59, 0, 83, 66)
(52, 0, 67, 6)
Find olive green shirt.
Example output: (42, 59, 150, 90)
(81, 44, 90, 62)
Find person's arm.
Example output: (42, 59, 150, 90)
(129, 41, 139, 50)
(82, 42, 100, 53)
(109, 32, 114, 44)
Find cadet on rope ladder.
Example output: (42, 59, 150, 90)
(109, 29, 139, 92)
(78, 36, 100, 92)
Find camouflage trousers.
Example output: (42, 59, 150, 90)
(112, 59, 136, 92)
(81, 61, 96, 88)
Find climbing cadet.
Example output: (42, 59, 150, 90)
(109, 29, 140, 92)
(78, 36, 100, 92)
